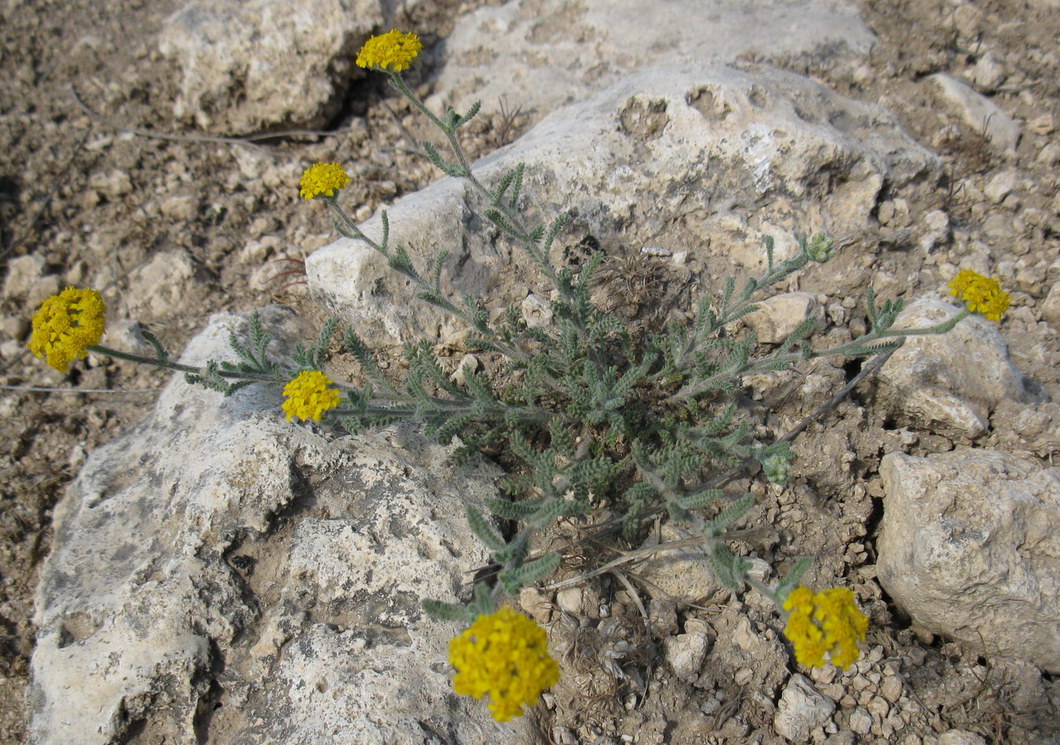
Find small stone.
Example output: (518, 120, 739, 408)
(879, 674, 904, 703)
(810, 664, 838, 686)
(878, 200, 895, 225)
(929, 73, 1021, 153)
(969, 51, 1006, 92)
(0, 314, 29, 339)
(866, 695, 890, 719)
(518, 587, 552, 624)
(1040, 284, 1060, 327)
(88, 169, 132, 198)
(27, 275, 62, 310)
(823, 733, 855, 745)
(982, 213, 1016, 241)
(984, 171, 1018, 204)
(664, 628, 709, 682)
(555, 586, 583, 615)
(733, 666, 754, 685)
(743, 292, 820, 344)
(848, 707, 873, 735)
(1036, 142, 1060, 166)
(1027, 113, 1054, 135)
(920, 209, 950, 251)
(2, 254, 45, 299)
(938, 730, 987, 745)
(774, 674, 836, 743)
(159, 194, 200, 221)
(850, 674, 872, 691)
(521, 292, 553, 328)
(451, 354, 481, 386)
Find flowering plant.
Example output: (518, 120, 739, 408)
(26, 28, 1011, 723)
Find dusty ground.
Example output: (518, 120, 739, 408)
(0, 0, 1057, 743)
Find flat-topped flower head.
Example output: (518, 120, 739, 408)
(783, 586, 868, 670)
(948, 269, 1010, 322)
(449, 606, 560, 722)
(299, 162, 350, 200)
(29, 287, 107, 373)
(282, 370, 342, 422)
(355, 30, 423, 72)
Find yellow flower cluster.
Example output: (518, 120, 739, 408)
(28, 287, 107, 373)
(282, 370, 342, 422)
(948, 269, 1010, 322)
(355, 29, 423, 72)
(299, 162, 350, 200)
(782, 586, 868, 670)
(449, 607, 560, 722)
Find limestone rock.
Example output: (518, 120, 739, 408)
(744, 292, 821, 345)
(428, 0, 875, 122)
(664, 620, 711, 682)
(29, 308, 513, 744)
(124, 249, 211, 320)
(773, 673, 836, 743)
(928, 73, 1021, 153)
(157, 0, 393, 133)
(308, 64, 939, 346)
(635, 523, 726, 604)
(878, 297, 1038, 439)
(877, 448, 1060, 673)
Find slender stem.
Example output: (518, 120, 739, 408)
(387, 71, 608, 377)
(90, 345, 284, 383)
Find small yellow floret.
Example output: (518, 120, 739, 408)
(28, 287, 107, 373)
(448, 607, 560, 722)
(783, 586, 868, 670)
(355, 30, 423, 72)
(948, 269, 1010, 322)
(282, 370, 342, 422)
(299, 162, 350, 200)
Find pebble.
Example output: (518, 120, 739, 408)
(848, 707, 873, 735)
(521, 292, 553, 328)
(27, 275, 61, 310)
(555, 586, 583, 615)
(1037, 142, 1060, 166)
(928, 73, 1021, 153)
(2, 254, 46, 299)
(518, 587, 553, 624)
(87, 169, 132, 198)
(1040, 284, 1060, 327)
(451, 354, 481, 386)
(984, 170, 1018, 204)
(920, 209, 950, 251)
(982, 213, 1016, 241)
(1027, 113, 1054, 135)
(879, 674, 904, 703)
(938, 730, 987, 745)
(866, 695, 890, 719)
(969, 51, 1006, 92)
(773, 674, 836, 743)
(665, 629, 709, 681)
(160, 194, 200, 221)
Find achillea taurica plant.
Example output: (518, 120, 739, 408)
(26, 28, 1013, 722)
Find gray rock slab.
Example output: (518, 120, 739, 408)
(877, 448, 1060, 673)
(29, 307, 515, 744)
(928, 73, 1021, 154)
(157, 0, 402, 133)
(428, 0, 876, 121)
(878, 297, 1039, 439)
(308, 63, 939, 346)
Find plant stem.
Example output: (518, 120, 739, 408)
(90, 345, 283, 383)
